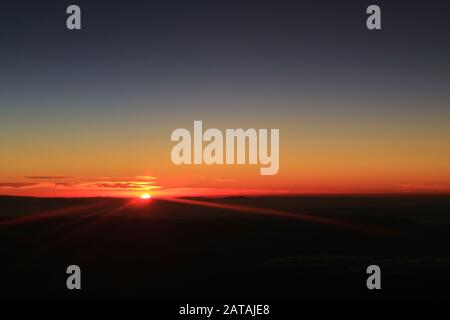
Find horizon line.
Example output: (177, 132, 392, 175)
(1, 193, 450, 200)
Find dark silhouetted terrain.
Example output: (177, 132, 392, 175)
(0, 195, 450, 299)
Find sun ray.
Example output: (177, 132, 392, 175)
(166, 198, 397, 235)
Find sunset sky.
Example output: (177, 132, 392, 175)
(1, 1, 450, 198)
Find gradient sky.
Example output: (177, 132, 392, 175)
(1, 0, 450, 197)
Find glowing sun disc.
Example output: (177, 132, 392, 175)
(140, 194, 151, 199)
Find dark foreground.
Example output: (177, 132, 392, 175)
(0, 195, 449, 299)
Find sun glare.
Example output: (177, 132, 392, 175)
(140, 193, 151, 199)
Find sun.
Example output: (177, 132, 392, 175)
(140, 193, 151, 199)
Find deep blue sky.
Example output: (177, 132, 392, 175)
(1, 0, 449, 121)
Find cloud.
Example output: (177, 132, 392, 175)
(54, 182, 74, 187)
(0, 182, 39, 188)
(87, 182, 159, 191)
(52, 181, 160, 191)
(25, 176, 72, 179)
(0, 182, 55, 189)
(0, 176, 161, 194)
(135, 176, 157, 180)
(400, 184, 450, 192)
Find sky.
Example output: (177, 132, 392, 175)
(1, 0, 450, 197)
